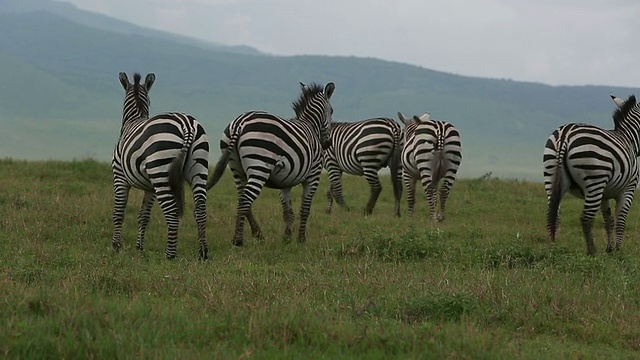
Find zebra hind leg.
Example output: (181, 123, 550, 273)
(403, 172, 417, 216)
(600, 200, 614, 253)
(156, 194, 181, 259)
(581, 192, 603, 256)
(192, 187, 208, 260)
(363, 169, 382, 216)
(112, 183, 131, 252)
(613, 186, 636, 251)
(437, 177, 456, 222)
(326, 186, 334, 214)
(280, 188, 295, 242)
(297, 176, 321, 243)
(233, 176, 267, 246)
(136, 191, 156, 251)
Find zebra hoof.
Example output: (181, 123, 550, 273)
(112, 243, 121, 252)
(136, 243, 144, 251)
(232, 239, 244, 247)
(165, 254, 176, 260)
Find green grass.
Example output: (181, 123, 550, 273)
(2, 159, 640, 358)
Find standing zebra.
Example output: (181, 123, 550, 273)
(398, 112, 462, 220)
(112, 72, 210, 260)
(544, 94, 640, 255)
(207, 82, 335, 246)
(323, 117, 403, 217)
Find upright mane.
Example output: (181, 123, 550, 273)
(613, 94, 637, 130)
(292, 82, 325, 118)
(132, 73, 147, 115)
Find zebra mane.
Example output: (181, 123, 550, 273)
(613, 94, 637, 130)
(292, 82, 325, 118)
(131, 73, 147, 116)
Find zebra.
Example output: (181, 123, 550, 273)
(206, 82, 335, 246)
(544, 94, 640, 255)
(323, 117, 403, 217)
(611, 94, 625, 108)
(112, 72, 210, 260)
(398, 111, 462, 220)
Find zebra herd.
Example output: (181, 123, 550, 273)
(112, 72, 462, 259)
(112, 71, 640, 260)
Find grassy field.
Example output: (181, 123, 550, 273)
(2, 159, 640, 359)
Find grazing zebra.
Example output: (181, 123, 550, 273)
(112, 72, 210, 260)
(398, 112, 462, 220)
(323, 117, 403, 217)
(206, 82, 335, 246)
(544, 94, 640, 255)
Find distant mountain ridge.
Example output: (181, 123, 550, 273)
(0, 0, 637, 180)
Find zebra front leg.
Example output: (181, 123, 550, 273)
(613, 187, 636, 251)
(581, 192, 603, 256)
(192, 188, 208, 260)
(600, 200, 614, 253)
(297, 175, 321, 243)
(363, 169, 382, 216)
(136, 191, 155, 251)
(280, 188, 295, 241)
(112, 183, 131, 252)
(403, 171, 417, 216)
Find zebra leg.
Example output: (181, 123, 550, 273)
(613, 186, 636, 251)
(437, 177, 456, 222)
(600, 200, 614, 253)
(363, 168, 382, 216)
(297, 175, 321, 243)
(234, 176, 266, 246)
(280, 188, 295, 241)
(326, 185, 334, 214)
(112, 183, 131, 252)
(403, 171, 417, 216)
(419, 173, 437, 221)
(233, 177, 263, 240)
(581, 191, 604, 256)
(156, 195, 181, 259)
(328, 169, 349, 212)
(136, 191, 155, 251)
(192, 186, 208, 260)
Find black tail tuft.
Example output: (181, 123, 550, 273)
(547, 148, 566, 241)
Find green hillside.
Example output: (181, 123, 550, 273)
(0, 0, 638, 180)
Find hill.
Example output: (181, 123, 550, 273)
(0, 0, 638, 180)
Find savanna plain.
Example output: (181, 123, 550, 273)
(2, 159, 640, 359)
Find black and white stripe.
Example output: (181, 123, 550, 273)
(398, 112, 462, 220)
(112, 72, 209, 260)
(207, 82, 335, 246)
(323, 117, 403, 217)
(544, 94, 640, 255)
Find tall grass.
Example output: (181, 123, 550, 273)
(1, 159, 640, 358)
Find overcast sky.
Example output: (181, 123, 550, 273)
(61, 0, 640, 87)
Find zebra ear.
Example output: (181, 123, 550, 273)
(610, 94, 625, 108)
(118, 72, 130, 90)
(324, 82, 335, 99)
(397, 112, 410, 125)
(145, 73, 156, 91)
(299, 81, 306, 90)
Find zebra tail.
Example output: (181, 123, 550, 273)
(206, 128, 239, 190)
(547, 143, 566, 241)
(168, 130, 194, 218)
(389, 131, 403, 204)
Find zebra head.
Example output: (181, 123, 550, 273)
(118, 72, 156, 125)
(293, 82, 335, 150)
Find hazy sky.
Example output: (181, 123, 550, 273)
(61, 0, 640, 87)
